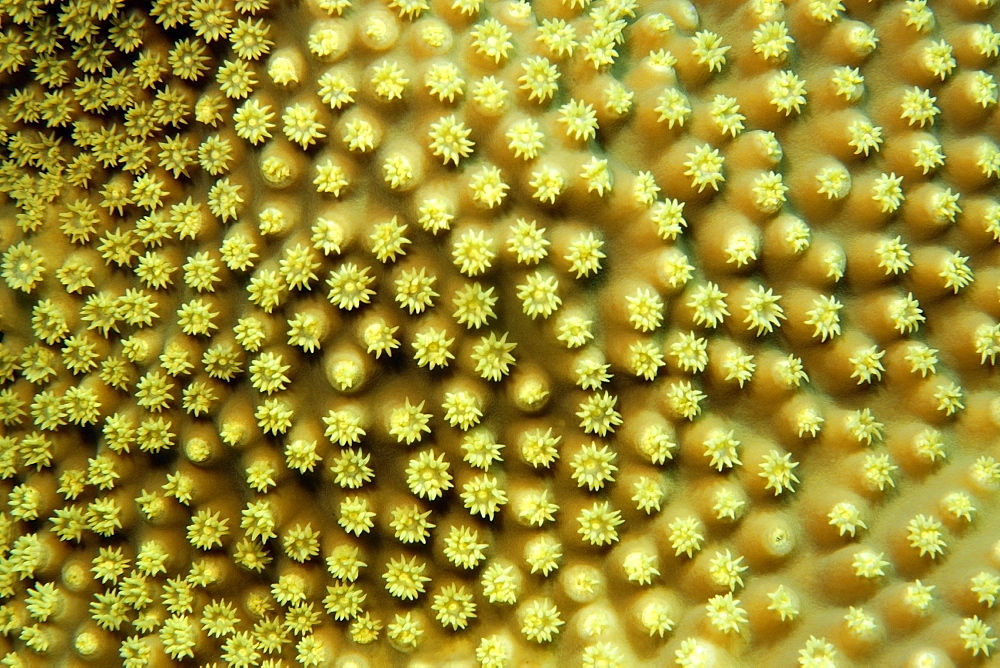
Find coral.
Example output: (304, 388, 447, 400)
(428, 115, 474, 167)
(668, 516, 706, 558)
(959, 616, 997, 658)
(2, 1, 999, 666)
(461, 474, 507, 520)
(519, 598, 563, 644)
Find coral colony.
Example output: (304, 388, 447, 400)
(1, 0, 1000, 665)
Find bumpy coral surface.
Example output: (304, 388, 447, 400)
(1, 0, 999, 665)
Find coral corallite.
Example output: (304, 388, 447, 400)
(1, 0, 1000, 666)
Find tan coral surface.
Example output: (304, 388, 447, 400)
(1, 0, 1000, 665)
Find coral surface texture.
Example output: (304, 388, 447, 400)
(1, 0, 999, 665)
